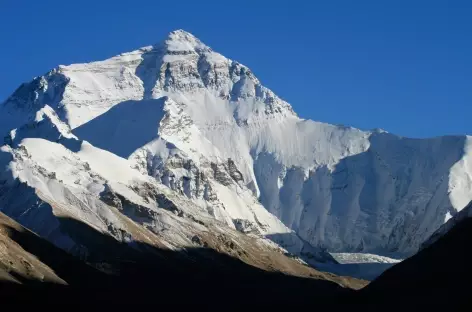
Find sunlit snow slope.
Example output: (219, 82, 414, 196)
(1, 30, 471, 262)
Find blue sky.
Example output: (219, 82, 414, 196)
(1, 0, 470, 137)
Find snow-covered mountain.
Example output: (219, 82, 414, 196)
(1, 30, 471, 270)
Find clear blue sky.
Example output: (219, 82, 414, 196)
(1, 0, 470, 137)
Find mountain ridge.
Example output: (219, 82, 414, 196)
(1, 30, 471, 277)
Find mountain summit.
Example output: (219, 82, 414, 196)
(1, 30, 472, 278)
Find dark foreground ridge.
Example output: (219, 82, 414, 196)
(1, 210, 472, 308)
(360, 216, 472, 308)
(0, 212, 355, 307)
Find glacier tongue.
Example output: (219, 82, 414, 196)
(1, 29, 472, 270)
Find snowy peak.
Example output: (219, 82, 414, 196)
(1, 29, 296, 133)
(138, 30, 296, 118)
(160, 29, 211, 54)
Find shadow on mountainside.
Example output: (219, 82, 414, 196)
(0, 215, 356, 307)
(135, 45, 164, 99)
(266, 132, 466, 257)
(359, 217, 472, 308)
(327, 132, 465, 254)
(0, 222, 104, 285)
(72, 98, 166, 158)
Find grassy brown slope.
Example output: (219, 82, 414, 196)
(0, 212, 104, 285)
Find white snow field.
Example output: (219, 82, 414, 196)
(1, 30, 472, 279)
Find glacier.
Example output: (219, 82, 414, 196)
(1, 30, 471, 275)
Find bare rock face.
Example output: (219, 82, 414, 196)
(233, 219, 260, 234)
(100, 184, 123, 210)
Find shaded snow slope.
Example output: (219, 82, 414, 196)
(1, 29, 472, 262)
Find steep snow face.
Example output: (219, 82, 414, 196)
(1, 29, 472, 258)
(419, 137, 472, 250)
(285, 133, 470, 254)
